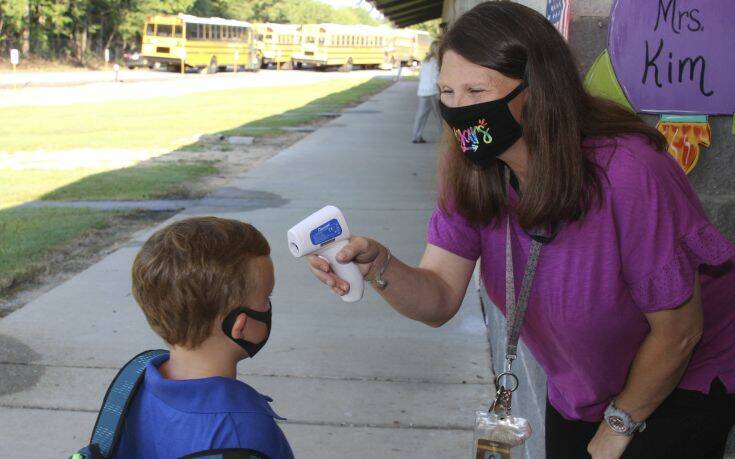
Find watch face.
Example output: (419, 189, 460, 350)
(609, 416, 626, 433)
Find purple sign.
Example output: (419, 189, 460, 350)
(608, 0, 735, 115)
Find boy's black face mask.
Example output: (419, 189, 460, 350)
(439, 81, 527, 168)
(222, 299, 271, 358)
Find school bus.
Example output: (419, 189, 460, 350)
(388, 29, 431, 67)
(141, 14, 260, 73)
(292, 23, 394, 70)
(253, 23, 302, 68)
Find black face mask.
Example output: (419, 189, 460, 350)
(222, 299, 271, 358)
(439, 81, 527, 168)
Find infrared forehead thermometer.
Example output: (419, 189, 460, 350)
(287, 205, 364, 303)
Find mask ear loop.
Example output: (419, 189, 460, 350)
(500, 80, 528, 103)
(221, 299, 272, 338)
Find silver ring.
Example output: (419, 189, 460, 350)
(495, 372, 519, 392)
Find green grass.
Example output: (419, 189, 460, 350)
(42, 160, 218, 201)
(0, 76, 393, 153)
(0, 168, 106, 209)
(0, 161, 217, 208)
(0, 207, 121, 294)
(223, 77, 392, 137)
(0, 76, 394, 297)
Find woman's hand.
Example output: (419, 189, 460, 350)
(308, 236, 388, 297)
(587, 422, 632, 459)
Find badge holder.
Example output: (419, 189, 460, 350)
(473, 360, 531, 459)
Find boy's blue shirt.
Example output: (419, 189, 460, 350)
(115, 354, 294, 459)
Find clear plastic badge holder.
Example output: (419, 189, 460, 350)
(474, 369, 531, 459)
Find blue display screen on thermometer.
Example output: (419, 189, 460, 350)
(310, 219, 343, 245)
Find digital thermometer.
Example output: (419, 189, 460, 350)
(287, 205, 364, 302)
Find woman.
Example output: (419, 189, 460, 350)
(308, 3, 735, 459)
(411, 41, 440, 144)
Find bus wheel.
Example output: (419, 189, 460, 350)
(208, 57, 218, 74)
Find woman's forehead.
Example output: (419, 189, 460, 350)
(439, 51, 499, 86)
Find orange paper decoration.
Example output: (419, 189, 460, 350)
(655, 121, 712, 174)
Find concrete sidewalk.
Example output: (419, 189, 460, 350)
(0, 79, 491, 458)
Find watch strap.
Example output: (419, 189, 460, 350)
(604, 400, 646, 436)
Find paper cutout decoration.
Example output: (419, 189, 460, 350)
(607, 0, 735, 115)
(546, 0, 572, 41)
(584, 0, 735, 173)
(584, 50, 634, 112)
(656, 115, 711, 174)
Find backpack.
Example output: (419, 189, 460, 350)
(70, 350, 271, 459)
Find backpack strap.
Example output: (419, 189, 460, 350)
(71, 349, 169, 459)
(180, 449, 272, 459)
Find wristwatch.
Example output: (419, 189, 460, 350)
(371, 248, 392, 290)
(604, 399, 646, 436)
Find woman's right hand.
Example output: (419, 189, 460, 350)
(308, 236, 388, 297)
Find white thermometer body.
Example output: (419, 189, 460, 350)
(287, 205, 364, 302)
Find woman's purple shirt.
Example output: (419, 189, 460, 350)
(427, 135, 735, 421)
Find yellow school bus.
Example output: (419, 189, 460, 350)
(388, 29, 431, 67)
(141, 14, 260, 73)
(253, 23, 302, 68)
(292, 23, 393, 70)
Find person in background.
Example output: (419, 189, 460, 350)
(411, 40, 440, 144)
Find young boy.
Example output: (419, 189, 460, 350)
(115, 216, 294, 459)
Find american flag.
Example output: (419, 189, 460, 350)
(546, 0, 572, 41)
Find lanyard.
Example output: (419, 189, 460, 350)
(491, 172, 543, 416)
(504, 215, 542, 372)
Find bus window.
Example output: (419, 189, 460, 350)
(319, 37, 325, 45)
(214, 25, 221, 40)
(156, 24, 173, 37)
(146, 23, 154, 35)
(306, 36, 315, 44)
(174, 25, 183, 38)
(186, 23, 197, 39)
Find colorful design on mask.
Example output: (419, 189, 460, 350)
(453, 118, 494, 153)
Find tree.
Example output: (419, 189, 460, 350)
(0, 0, 384, 63)
(409, 18, 441, 39)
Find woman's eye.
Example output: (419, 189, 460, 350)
(470, 89, 485, 93)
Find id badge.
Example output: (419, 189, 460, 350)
(474, 410, 531, 459)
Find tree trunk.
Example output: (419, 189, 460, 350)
(0, 15, 5, 55)
(21, 1, 31, 55)
(81, 21, 87, 64)
(105, 28, 116, 51)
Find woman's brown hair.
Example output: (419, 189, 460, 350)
(438, 2, 667, 231)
